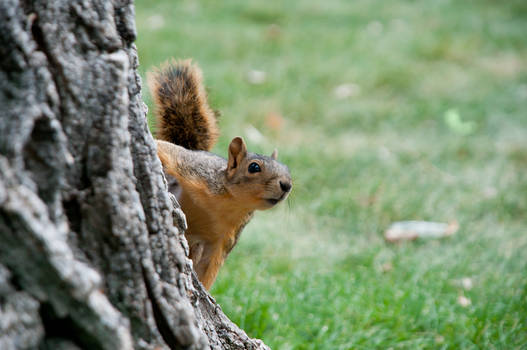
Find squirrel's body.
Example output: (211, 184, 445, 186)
(150, 60, 292, 289)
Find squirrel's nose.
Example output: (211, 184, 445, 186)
(280, 181, 292, 193)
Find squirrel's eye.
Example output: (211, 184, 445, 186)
(248, 162, 261, 173)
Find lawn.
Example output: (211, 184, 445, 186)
(134, 1, 527, 348)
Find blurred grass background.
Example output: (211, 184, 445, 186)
(134, 0, 527, 348)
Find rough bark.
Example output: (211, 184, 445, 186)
(0, 1, 269, 349)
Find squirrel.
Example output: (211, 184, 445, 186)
(148, 59, 292, 290)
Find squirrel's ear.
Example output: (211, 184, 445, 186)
(271, 149, 278, 160)
(227, 137, 247, 175)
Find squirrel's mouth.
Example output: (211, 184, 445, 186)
(266, 198, 280, 205)
(266, 198, 280, 206)
(265, 192, 289, 206)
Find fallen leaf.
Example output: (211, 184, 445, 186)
(247, 70, 266, 84)
(265, 24, 282, 39)
(334, 83, 360, 99)
(444, 109, 476, 135)
(381, 262, 393, 273)
(265, 112, 284, 131)
(385, 220, 458, 243)
(457, 295, 471, 307)
(461, 277, 473, 291)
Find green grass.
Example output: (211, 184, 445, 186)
(134, 0, 527, 348)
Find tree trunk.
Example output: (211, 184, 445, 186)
(0, 1, 269, 349)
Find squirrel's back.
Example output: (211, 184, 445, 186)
(148, 59, 219, 151)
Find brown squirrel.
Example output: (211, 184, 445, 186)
(148, 60, 292, 290)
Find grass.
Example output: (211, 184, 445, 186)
(134, 0, 527, 348)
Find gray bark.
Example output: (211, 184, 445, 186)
(0, 1, 269, 349)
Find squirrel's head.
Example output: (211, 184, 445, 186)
(225, 137, 292, 210)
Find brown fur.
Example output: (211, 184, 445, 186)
(156, 139, 291, 289)
(148, 59, 219, 151)
(151, 60, 292, 290)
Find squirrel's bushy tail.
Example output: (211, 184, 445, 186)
(148, 59, 219, 151)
